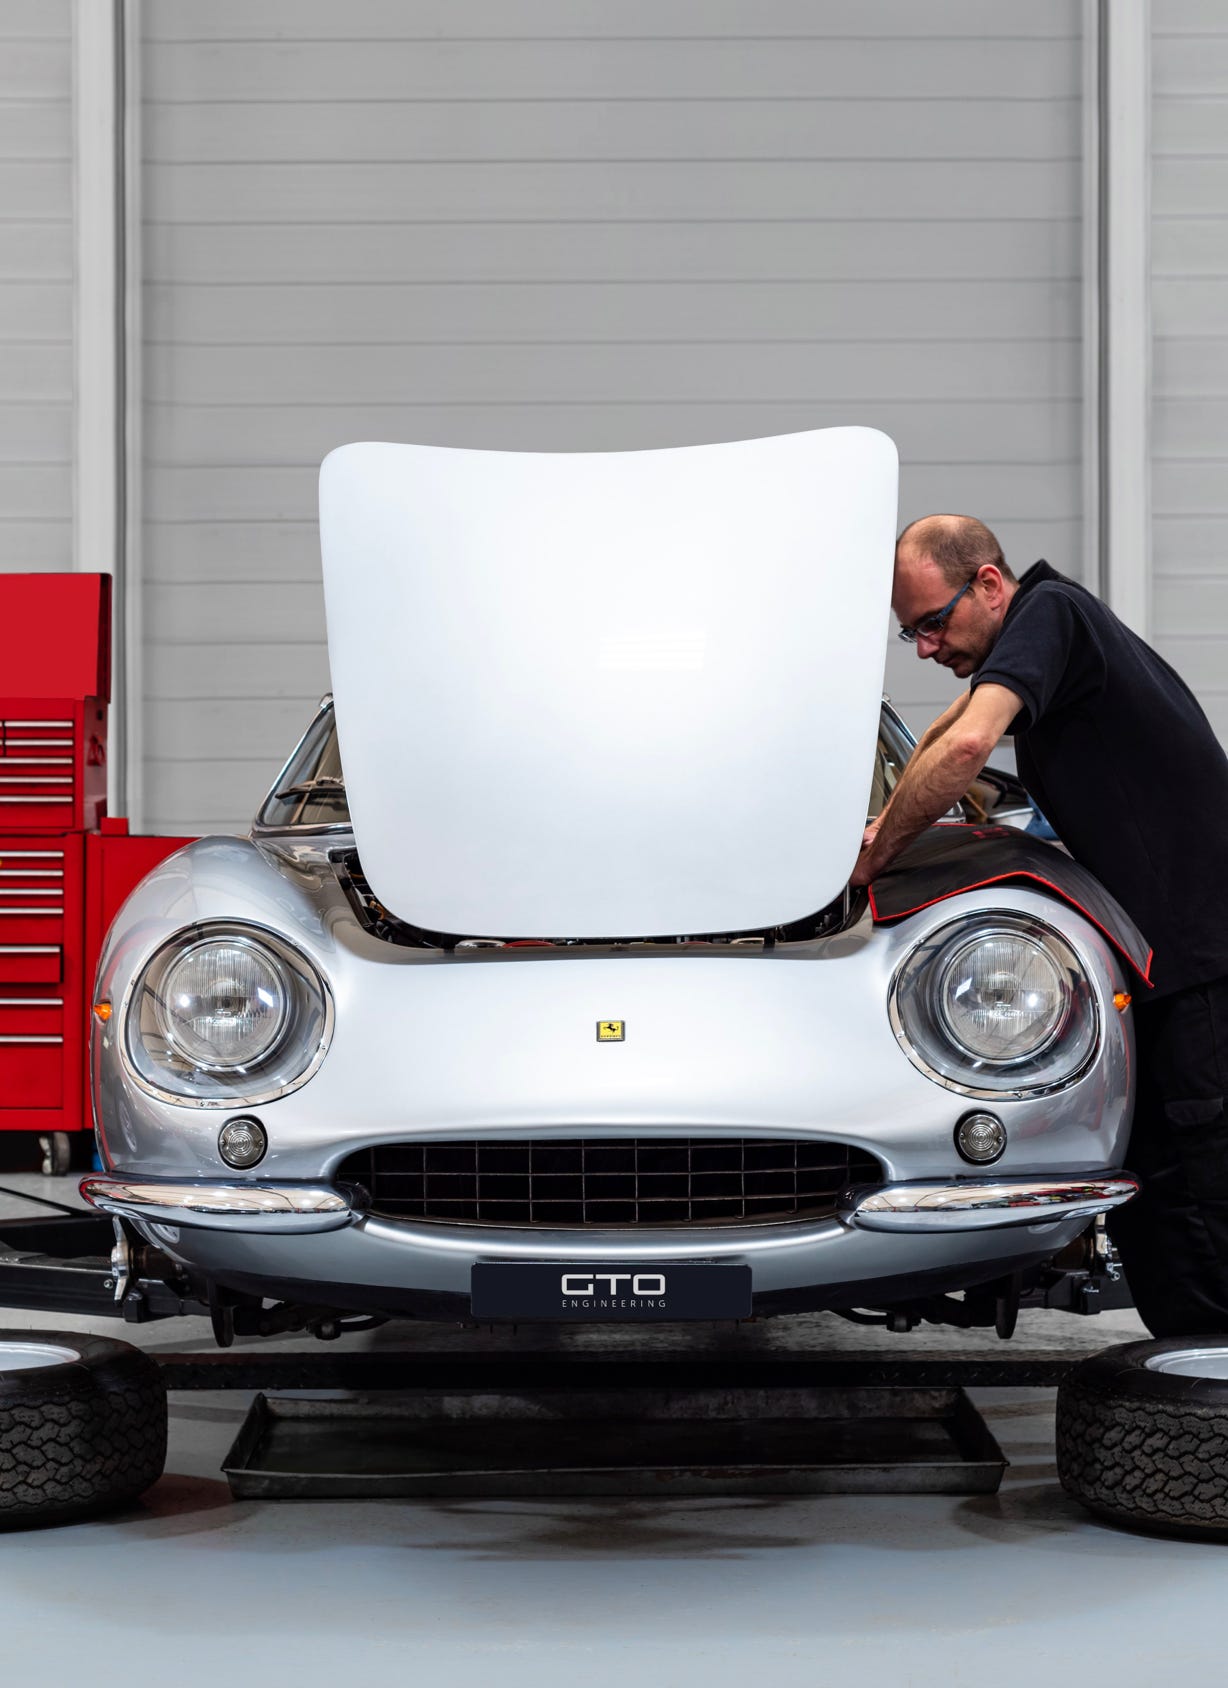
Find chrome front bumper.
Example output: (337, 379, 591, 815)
(840, 1175, 1139, 1232)
(81, 1172, 1138, 1237)
(79, 1177, 358, 1234)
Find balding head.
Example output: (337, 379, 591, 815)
(896, 514, 1013, 587)
(892, 513, 1018, 679)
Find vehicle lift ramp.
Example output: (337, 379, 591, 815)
(0, 1202, 1130, 1501)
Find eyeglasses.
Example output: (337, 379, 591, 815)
(896, 576, 974, 644)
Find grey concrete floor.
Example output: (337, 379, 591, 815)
(0, 1172, 1216, 1688)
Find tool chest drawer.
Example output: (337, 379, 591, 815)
(0, 998, 65, 1108)
(0, 945, 61, 984)
(0, 841, 69, 945)
(0, 696, 107, 833)
(0, 833, 82, 1127)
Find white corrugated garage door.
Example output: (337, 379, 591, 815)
(1152, 0, 1228, 744)
(140, 1, 1085, 834)
(0, 0, 72, 574)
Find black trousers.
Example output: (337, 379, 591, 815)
(1108, 974, 1228, 1336)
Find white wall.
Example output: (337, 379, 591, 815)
(1152, 0, 1228, 742)
(139, 1, 1085, 833)
(0, 0, 72, 574)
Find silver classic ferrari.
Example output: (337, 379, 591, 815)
(80, 431, 1142, 1341)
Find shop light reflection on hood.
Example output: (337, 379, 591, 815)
(598, 630, 708, 671)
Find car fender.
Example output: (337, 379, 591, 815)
(868, 825, 1153, 989)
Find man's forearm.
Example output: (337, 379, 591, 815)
(872, 690, 968, 836)
(908, 690, 969, 763)
(854, 732, 986, 883)
(853, 682, 1020, 888)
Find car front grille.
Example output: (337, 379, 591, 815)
(335, 1137, 882, 1228)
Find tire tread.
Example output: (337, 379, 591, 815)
(0, 1338, 167, 1527)
(1057, 1372, 1228, 1536)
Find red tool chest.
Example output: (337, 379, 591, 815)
(0, 576, 193, 1154)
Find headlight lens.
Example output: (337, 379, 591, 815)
(891, 914, 1099, 1096)
(123, 922, 331, 1105)
(155, 939, 289, 1070)
(936, 932, 1067, 1063)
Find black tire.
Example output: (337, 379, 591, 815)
(1056, 1337, 1228, 1539)
(0, 1331, 168, 1528)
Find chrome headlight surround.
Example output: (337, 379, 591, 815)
(121, 921, 334, 1107)
(889, 912, 1100, 1098)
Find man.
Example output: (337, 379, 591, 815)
(852, 513, 1228, 1337)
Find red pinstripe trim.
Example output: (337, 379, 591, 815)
(867, 873, 1155, 988)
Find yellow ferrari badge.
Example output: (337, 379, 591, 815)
(596, 1020, 625, 1042)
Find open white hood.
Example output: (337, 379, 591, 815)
(318, 429, 898, 938)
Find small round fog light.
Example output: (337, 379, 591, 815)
(218, 1116, 267, 1170)
(955, 1111, 1007, 1166)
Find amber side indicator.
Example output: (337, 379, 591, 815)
(1113, 992, 1132, 1012)
(93, 1000, 112, 1023)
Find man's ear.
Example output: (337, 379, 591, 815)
(978, 565, 1008, 608)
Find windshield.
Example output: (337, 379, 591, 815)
(256, 703, 351, 830)
(869, 701, 915, 818)
(256, 700, 914, 835)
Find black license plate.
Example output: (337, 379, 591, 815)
(470, 1262, 752, 1322)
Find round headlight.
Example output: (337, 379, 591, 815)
(889, 913, 1100, 1098)
(123, 921, 331, 1105)
(936, 932, 1067, 1063)
(154, 938, 289, 1070)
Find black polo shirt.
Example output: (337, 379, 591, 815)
(971, 560, 1228, 998)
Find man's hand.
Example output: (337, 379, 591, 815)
(850, 821, 881, 889)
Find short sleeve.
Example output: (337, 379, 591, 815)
(971, 587, 1094, 730)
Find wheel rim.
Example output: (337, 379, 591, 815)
(1143, 1345, 1228, 1381)
(0, 1340, 81, 1375)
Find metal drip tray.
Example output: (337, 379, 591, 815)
(223, 1383, 1006, 1499)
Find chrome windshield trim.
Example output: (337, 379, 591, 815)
(80, 1177, 359, 1234)
(839, 1174, 1138, 1233)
